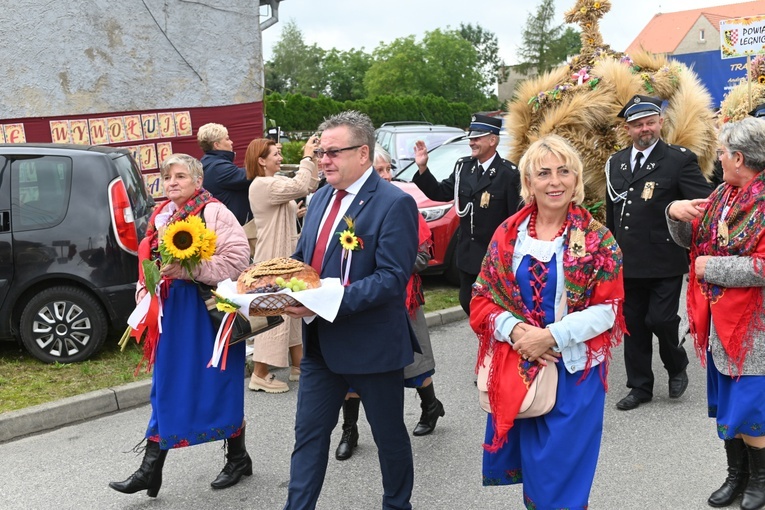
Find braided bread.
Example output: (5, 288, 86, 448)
(237, 257, 320, 294)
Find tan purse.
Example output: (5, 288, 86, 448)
(242, 219, 258, 256)
(477, 352, 558, 418)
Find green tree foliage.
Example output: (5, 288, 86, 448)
(458, 23, 507, 94)
(265, 20, 325, 97)
(364, 29, 487, 109)
(517, 0, 581, 76)
(265, 93, 472, 132)
(321, 48, 373, 101)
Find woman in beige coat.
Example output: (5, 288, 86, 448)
(244, 137, 319, 392)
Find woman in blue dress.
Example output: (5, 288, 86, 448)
(109, 154, 252, 497)
(470, 135, 625, 509)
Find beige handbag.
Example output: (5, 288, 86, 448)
(242, 219, 258, 256)
(477, 352, 558, 418)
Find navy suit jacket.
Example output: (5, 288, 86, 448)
(294, 170, 420, 374)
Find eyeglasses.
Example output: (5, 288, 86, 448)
(716, 149, 727, 159)
(313, 145, 362, 159)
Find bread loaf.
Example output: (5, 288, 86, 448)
(237, 257, 320, 294)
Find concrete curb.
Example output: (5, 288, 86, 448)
(0, 306, 467, 443)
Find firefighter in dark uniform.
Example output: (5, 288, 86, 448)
(605, 95, 712, 411)
(413, 114, 521, 315)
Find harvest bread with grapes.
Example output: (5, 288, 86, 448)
(237, 257, 320, 294)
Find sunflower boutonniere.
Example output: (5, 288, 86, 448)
(338, 216, 364, 252)
(338, 216, 363, 285)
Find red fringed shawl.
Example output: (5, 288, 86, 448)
(687, 173, 765, 375)
(470, 203, 625, 452)
(405, 215, 433, 317)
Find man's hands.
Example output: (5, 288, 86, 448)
(284, 305, 316, 319)
(414, 140, 429, 173)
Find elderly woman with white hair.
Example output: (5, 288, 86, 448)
(668, 116, 765, 510)
(109, 154, 252, 498)
(333, 144, 446, 461)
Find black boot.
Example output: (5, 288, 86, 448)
(109, 439, 168, 497)
(413, 383, 445, 436)
(211, 426, 253, 489)
(335, 397, 360, 461)
(708, 438, 748, 507)
(742, 445, 765, 510)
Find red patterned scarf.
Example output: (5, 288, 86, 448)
(688, 173, 765, 374)
(471, 203, 625, 452)
(405, 215, 433, 317)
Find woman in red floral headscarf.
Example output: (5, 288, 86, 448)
(471, 135, 625, 509)
(667, 116, 765, 510)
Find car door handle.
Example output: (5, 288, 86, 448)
(0, 210, 9, 232)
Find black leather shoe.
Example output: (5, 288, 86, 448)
(616, 393, 652, 411)
(335, 425, 359, 461)
(669, 369, 689, 399)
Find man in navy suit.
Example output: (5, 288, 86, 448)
(283, 111, 419, 510)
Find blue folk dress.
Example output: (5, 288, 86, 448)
(707, 349, 765, 440)
(145, 279, 245, 449)
(482, 252, 606, 510)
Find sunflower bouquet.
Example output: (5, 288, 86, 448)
(119, 215, 217, 364)
(143, 215, 217, 295)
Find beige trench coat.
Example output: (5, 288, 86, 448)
(249, 160, 318, 366)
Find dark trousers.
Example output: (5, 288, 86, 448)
(284, 335, 413, 510)
(622, 276, 689, 398)
(459, 270, 479, 316)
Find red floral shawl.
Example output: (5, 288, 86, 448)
(688, 173, 765, 374)
(470, 203, 625, 452)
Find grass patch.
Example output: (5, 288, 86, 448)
(423, 287, 460, 313)
(0, 336, 151, 414)
(0, 278, 460, 414)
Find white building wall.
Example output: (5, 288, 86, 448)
(0, 0, 265, 118)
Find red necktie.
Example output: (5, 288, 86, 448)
(310, 190, 348, 272)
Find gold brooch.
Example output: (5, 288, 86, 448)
(568, 228, 586, 258)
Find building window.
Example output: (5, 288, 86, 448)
(699, 29, 705, 42)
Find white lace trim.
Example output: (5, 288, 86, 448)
(516, 216, 566, 263)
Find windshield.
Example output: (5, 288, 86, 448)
(395, 136, 513, 182)
(393, 131, 464, 164)
(395, 140, 471, 182)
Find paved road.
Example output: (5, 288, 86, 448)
(0, 318, 724, 509)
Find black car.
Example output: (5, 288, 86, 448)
(0, 144, 153, 362)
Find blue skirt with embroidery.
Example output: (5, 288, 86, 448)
(482, 361, 605, 510)
(707, 350, 765, 439)
(145, 280, 245, 449)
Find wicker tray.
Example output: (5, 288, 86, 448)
(247, 293, 299, 316)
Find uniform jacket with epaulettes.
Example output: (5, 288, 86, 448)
(413, 153, 521, 274)
(605, 139, 711, 279)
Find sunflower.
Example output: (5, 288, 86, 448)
(162, 218, 204, 260)
(198, 230, 217, 260)
(339, 230, 359, 251)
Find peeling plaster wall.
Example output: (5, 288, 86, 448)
(1, 0, 265, 118)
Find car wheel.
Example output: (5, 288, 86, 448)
(19, 286, 108, 363)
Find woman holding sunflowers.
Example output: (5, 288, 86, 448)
(244, 137, 319, 392)
(109, 154, 252, 498)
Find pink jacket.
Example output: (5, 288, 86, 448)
(136, 202, 250, 298)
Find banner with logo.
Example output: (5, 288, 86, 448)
(721, 15, 765, 59)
